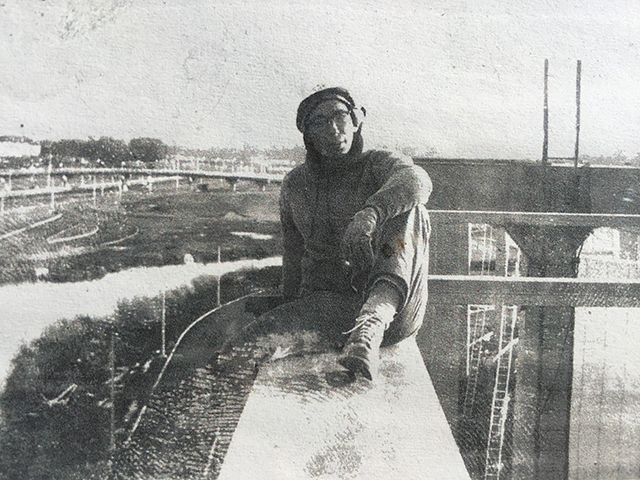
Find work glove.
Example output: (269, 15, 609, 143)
(341, 207, 378, 290)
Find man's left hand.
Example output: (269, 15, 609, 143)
(341, 207, 378, 277)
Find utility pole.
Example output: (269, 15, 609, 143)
(574, 60, 582, 170)
(542, 59, 549, 165)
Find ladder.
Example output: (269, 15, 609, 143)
(466, 224, 523, 479)
(462, 305, 494, 418)
(464, 223, 498, 418)
(484, 306, 518, 479)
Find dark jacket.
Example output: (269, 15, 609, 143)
(279, 149, 432, 300)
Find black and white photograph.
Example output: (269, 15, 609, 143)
(1, 1, 640, 478)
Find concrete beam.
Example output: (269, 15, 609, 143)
(430, 209, 640, 229)
(428, 275, 640, 307)
(415, 159, 640, 215)
(218, 338, 471, 479)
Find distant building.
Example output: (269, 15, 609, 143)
(0, 136, 41, 159)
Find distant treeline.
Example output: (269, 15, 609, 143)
(176, 144, 307, 165)
(4, 133, 640, 169)
(41, 140, 307, 167)
(580, 151, 640, 167)
(1, 138, 307, 170)
(40, 137, 169, 167)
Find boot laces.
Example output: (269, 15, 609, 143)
(342, 313, 384, 347)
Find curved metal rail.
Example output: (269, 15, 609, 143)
(46, 225, 99, 245)
(0, 213, 63, 241)
(124, 293, 257, 446)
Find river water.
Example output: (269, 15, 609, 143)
(0, 256, 282, 388)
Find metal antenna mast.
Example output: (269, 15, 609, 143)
(574, 60, 582, 169)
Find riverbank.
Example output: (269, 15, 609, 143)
(0, 256, 282, 388)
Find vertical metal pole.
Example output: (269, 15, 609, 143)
(574, 60, 582, 170)
(161, 290, 166, 357)
(542, 59, 549, 165)
(109, 331, 116, 452)
(216, 246, 221, 308)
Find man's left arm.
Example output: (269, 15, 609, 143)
(364, 152, 432, 225)
(341, 153, 431, 277)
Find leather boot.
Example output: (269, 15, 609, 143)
(338, 312, 389, 381)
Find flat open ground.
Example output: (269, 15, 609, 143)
(0, 179, 282, 285)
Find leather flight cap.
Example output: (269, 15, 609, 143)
(296, 87, 365, 133)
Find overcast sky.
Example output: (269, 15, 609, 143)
(2, 0, 639, 159)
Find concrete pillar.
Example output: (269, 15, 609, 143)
(506, 225, 592, 479)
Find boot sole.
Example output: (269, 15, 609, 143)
(338, 355, 373, 381)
